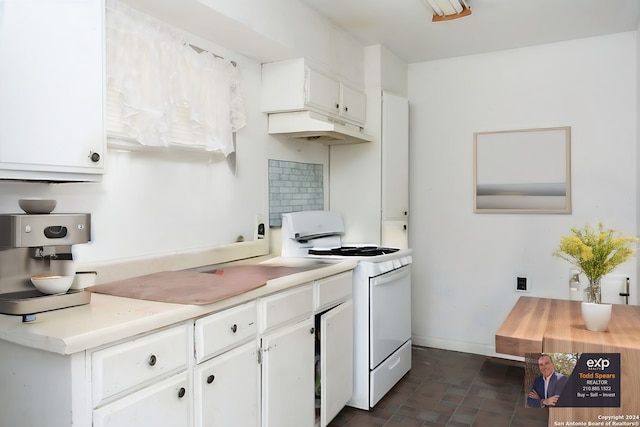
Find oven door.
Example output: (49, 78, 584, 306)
(369, 264, 411, 368)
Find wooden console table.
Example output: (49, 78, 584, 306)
(496, 297, 640, 426)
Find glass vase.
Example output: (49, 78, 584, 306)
(581, 277, 611, 332)
(583, 277, 602, 304)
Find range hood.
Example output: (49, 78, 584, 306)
(268, 111, 372, 144)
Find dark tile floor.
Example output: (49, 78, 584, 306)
(328, 346, 549, 427)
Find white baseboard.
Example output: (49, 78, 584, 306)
(411, 334, 524, 362)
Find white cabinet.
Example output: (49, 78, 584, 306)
(318, 300, 353, 426)
(0, 342, 91, 426)
(339, 81, 367, 125)
(0, 0, 105, 181)
(193, 300, 259, 427)
(258, 284, 315, 427)
(261, 316, 316, 427)
(258, 274, 354, 427)
(194, 300, 257, 363)
(194, 341, 259, 427)
(91, 324, 190, 406)
(313, 272, 354, 427)
(93, 371, 192, 427)
(262, 58, 366, 126)
(305, 67, 341, 117)
(382, 92, 409, 221)
(0, 269, 355, 427)
(258, 284, 313, 333)
(381, 92, 409, 248)
(90, 324, 192, 426)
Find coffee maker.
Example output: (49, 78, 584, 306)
(0, 213, 92, 321)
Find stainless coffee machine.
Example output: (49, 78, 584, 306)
(0, 213, 92, 321)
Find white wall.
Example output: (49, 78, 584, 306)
(408, 32, 637, 356)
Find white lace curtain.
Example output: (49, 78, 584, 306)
(105, 0, 246, 156)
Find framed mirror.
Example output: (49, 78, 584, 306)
(473, 126, 571, 214)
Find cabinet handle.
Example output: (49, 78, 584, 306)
(207, 374, 215, 384)
(403, 224, 407, 231)
(148, 354, 157, 366)
(90, 152, 101, 163)
(344, 106, 349, 112)
(178, 387, 186, 398)
(310, 327, 315, 335)
(335, 103, 340, 109)
(230, 324, 238, 333)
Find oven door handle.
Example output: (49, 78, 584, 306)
(371, 265, 410, 287)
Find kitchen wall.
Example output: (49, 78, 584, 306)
(408, 32, 637, 357)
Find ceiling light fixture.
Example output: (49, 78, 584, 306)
(423, 0, 471, 22)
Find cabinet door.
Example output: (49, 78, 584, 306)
(381, 92, 409, 220)
(320, 300, 353, 427)
(305, 67, 340, 117)
(261, 317, 315, 427)
(195, 341, 259, 427)
(382, 219, 409, 249)
(93, 371, 191, 427)
(339, 83, 366, 125)
(0, 0, 104, 180)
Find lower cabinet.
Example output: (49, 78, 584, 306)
(194, 341, 260, 427)
(93, 371, 192, 427)
(90, 323, 192, 427)
(257, 273, 354, 427)
(261, 316, 316, 427)
(0, 272, 354, 427)
(91, 323, 191, 407)
(318, 299, 354, 426)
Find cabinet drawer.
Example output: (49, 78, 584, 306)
(194, 300, 257, 363)
(258, 284, 313, 333)
(91, 324, 190, 407)
(93, 371, 191, 427)
(314, 271, 352, 311)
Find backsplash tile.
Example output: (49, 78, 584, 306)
(268, 159, 324, 227)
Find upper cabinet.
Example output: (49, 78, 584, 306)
(262, 58, 366, 127)
(0, 0, 105, 182)
(381, 92, 409, 249)
(381, 92, 409, 221)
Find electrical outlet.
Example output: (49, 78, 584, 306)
(516, 277, 529, 292)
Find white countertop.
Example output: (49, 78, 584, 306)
(0, 258, 356, 355)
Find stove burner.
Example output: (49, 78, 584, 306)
(308, 246, 400, 257)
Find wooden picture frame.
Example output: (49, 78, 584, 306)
(473, 126, 571, 214)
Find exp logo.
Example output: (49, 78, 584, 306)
(585, 357, 610, 370)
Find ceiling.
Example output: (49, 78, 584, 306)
(297, 0, 640, 63)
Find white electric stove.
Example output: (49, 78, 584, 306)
(281, 211, 412, 410)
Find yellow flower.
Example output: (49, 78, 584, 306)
(579, 244, 592, 261)
(554, 222, 638, 303)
